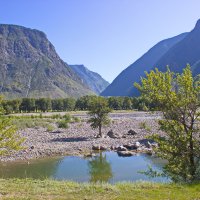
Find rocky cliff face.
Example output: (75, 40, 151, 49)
(102, 19, 200, 97)
(69, 64, 109, 94)
(101, 33, 187, 96)
(0, 24, 93, 99)
(155, 19, 200, 74)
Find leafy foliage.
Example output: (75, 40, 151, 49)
(135, 65, 200, 183)
(87, 97, 112, 137)
(0, 118, 24, 155)
(0, 96, 24, 155)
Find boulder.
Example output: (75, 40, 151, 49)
(135, 141, 141, 148)
(123, 144, 137, 150)
(92, 145, 100, 150)
(117, 151, 135, 157)
(92, 145, 108, 151)
(117, 145, 127, 151)
(84, 153, 96, 157)
(100, 146, 108, 151)
(127, 129, 137, 135)
(107, 130, 120, 139)
(110, 146, 116, 150)
(138, 139, 155, 147)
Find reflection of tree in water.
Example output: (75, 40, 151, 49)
(143, 154, 167, 169)
(0, 158, 61, 179)
(142, 154, 200, 183)
(88, 152, 113, 183)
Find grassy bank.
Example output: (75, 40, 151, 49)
(0, 179, 200, 200)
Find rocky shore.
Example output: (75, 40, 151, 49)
(0, 112, 163, 162)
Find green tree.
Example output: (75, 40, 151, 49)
(63, 98, 76, 111)
(122, 97, 132, 110)
(52, 99, 64, 111)
(135, 65, 200, 183)
(0, 96, 24, 155)
(36, 98, 51, 112)
(75, 95, 96, 110)
(87, 97, 111, 138)
(107, 97, 123, 110)
(20, 98, 35, 112)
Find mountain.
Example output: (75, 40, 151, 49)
(101, 33, 188, 97)
(155, 19, 200, 75)
(69, 64, 109, 94)
(0, 24, 93, 99)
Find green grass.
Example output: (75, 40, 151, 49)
(139, 121, 151, 132)
(0, 179, 200, 200)
(11, 118, 53, 129)
(8, 114, 81, 130)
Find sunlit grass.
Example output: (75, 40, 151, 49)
(0, 179, 199, 200)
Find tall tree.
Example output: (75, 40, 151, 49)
(87, 97, 111, 138)
(135, 65, 200, 183)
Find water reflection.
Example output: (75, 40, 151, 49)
(0, 152, 169, 183)
(88, 152, 113, 183)
(0, 158, 61, 179)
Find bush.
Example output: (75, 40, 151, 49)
(46, 124, 54, 132)
(139, 122, 151, 131)
(72, 116, 80, 123)
(58, 120, 69, 129)
(51, 114, 62, 119)
(62, 114, 71, 122)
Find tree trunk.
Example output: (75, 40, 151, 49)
(99, 124, 102, 138)
(189, 133, 195, 180)
(189, 118, 196, 180)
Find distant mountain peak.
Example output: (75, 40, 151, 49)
(69, 64, 109, 94)
(101, 32, 187, 97)
(0, 24, 94, 99)
(194, 19, 200, 29)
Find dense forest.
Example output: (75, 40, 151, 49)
(1, 95, 155, 114)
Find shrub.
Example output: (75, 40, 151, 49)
(72, 116, 80, 123)
(46, 124, 54, 132)
(58, 120, 69, 129)
(62, 114, 71, 122)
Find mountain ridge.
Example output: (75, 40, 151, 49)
(69, 64, 109, 94)
(154, 20, 200, 74)
(0, 24, 94, 99)
(101, 32, 188, 96)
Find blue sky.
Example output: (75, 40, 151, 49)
(1, 0, 200, 82)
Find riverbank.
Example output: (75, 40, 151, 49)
(0, 178, 199, 200)
(1, 111, 163, 162)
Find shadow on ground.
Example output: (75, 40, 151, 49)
(50, 137, 89, 142)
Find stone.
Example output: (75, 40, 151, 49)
(146, 141, 152, 148)
(100, 146, 108, 151)
(110, 146, 115, 150)
(127, 129, 137, 135)
(92, 145, 108, 151)
(117, 151, 135, 157)
(92, 145, 100, 150)
(107, 130, 120, 139)
(123, 144, 137, 150)
(135, 141, 141, 148)
(84, 153, 95, 157)
(117, 145, 127, 151)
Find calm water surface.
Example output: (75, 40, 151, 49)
(0, 152, 169, 183)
